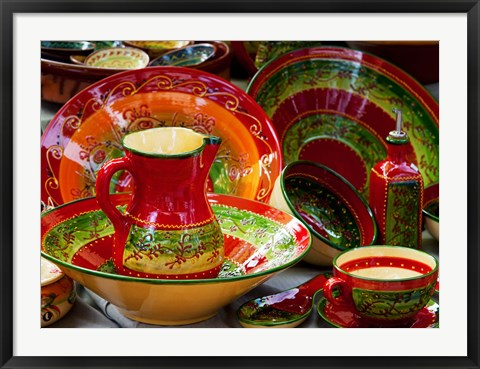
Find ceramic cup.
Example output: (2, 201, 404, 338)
(323, 246, 438, 326)
(41, 257, 76, 327)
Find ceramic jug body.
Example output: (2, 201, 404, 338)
(95, 127, 224, 279)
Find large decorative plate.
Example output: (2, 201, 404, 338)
(41, 67, 282, 206)
(247, 47, 439, 198)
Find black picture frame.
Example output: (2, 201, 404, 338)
(1, 1, 479, 368)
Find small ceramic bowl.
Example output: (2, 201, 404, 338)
(150, 43, 217, 67)
(323, 245, 439, 326)
(123, 40, 192, 58)
(41, 257, 76, 327)
(270, 161, 377, 266)
(84, 47, 149, 69)
(423, 183, 439, 241)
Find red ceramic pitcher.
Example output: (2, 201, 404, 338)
(95, 127, 224, 279)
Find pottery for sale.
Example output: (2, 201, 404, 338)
(323, 246, 438, 326)
(41, 66, 282, 207)
(150, 43, 216, 67)
(41, 257, 76, 327)
(248, 46, 439, 198)
(95, 127, 224, 279)
(317, 296, 439, 328)
(42, 42, 231, 104)
(269, 161, 377, 266)
(41, 193, 311, 325)
(84, 47, 149, 69)
(423, 183, 439, 241)
(237, 272, 331, 328)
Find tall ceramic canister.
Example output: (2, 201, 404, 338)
(95, 127, 225, 279)
(368, 108, 424, 248)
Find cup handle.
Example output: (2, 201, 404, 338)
(95, 157, 132, 231)
(323, 277, 353, 306)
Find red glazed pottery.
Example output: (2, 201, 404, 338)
(323, 246, 438, 326)
(41, 193, 311, 325)
(237, 272, 331, 328)
(317, 296, 439, 328)
(96, 127, 223, 279)
(270, 161, 377, 266)
(248, 46, 439, 199)
(368, 109, 424, 249)
(41, 66, 281, 206)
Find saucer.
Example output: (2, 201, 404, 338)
(317, 297, 439, 328)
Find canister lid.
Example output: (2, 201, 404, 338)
(41, 257, 64, 286)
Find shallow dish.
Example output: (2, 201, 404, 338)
(423, 183, 439, 241)
(84, 47, 149, 69)
(317, 296, 439, 328)
(41, 66, 282, 206)
(123, 40, 192, 58)
(150, 43, 216, 67)
(269, 161, 377, 266)
(41, 193, 311, 325)
(248, 46, 439, 198)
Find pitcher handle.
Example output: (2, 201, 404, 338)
(95, 157, 132, 230)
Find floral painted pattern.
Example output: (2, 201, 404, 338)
(123, 220, 224, 275)
(352, 282, 436, 321)
(42, 203, 301, 277)
(385, 180, 423, 248)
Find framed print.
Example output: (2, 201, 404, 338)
(1, 1, 479, 368)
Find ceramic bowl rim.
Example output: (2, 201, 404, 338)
(279, 160, 378, 252)
(246, 45, 439, 105)
(83, 46, 150, 68)
(121, 127, 221, 159)
(41, 193, 312, 286)
(331, 245, 439, 283)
